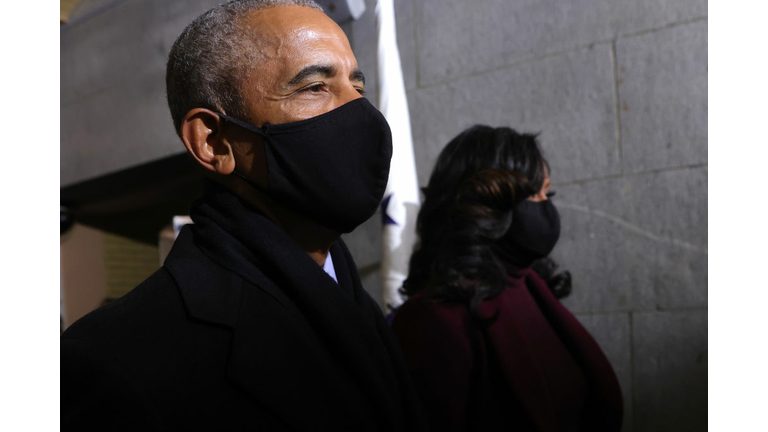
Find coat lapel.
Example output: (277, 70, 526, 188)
(164, 226, 243, 328)
(177, 182, 421, 432)
(226, 275, 377, 432)
(524, 269, 624, 431)
(165, 227, 374, 431)
(479, 283, 561, 432)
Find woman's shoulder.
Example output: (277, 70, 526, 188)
(391, 293, 476, 340)
(391, 293, 479, 367)
(395, 292, 468, 320)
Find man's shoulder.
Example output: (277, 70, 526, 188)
(60, 262, 237, 387)
(61, 267, 185, 345)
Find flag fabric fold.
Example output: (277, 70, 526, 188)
(375, 0, 420, 314)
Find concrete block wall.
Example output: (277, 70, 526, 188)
(342, 1, 707, 431)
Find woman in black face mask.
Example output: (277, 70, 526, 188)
(391, 125, 623, 432)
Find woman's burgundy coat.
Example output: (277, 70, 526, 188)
(392, 267, 623, 432)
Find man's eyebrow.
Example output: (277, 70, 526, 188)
(288, 65, 335, 86)
(350, 68, 365, 85)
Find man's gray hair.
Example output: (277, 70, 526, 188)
(166, 0, 324, 134)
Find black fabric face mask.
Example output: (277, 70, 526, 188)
(499, 199, 561, 268)
(216, 98, 393, 234)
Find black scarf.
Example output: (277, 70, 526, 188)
(189, 181, 425, 431)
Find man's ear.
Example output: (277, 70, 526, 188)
(180, 108, 236, 175)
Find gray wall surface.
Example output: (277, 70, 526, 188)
(60, 0, 224, 187)
(340, 1, 707, 431)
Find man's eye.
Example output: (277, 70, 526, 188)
(356, 87, 366, 96)
(301, 84, 325, 93)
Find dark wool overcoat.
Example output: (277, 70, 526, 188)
(61, 182, 426, 432)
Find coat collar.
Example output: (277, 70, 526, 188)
(164, 225, 378, 431)
(163, 226, 243, 328)
(481, 267, 622, 432)
(163, 181, 423, 432)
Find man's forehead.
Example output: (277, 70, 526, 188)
(245, 5, 339, 40)
(241, 6, 357, 82)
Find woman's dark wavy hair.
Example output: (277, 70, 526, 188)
(401, 125, 571, 322)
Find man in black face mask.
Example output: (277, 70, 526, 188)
(61, 1, 425, 431)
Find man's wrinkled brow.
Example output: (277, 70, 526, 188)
(288, 65, 335, 86)
(287, 65, 366, 86)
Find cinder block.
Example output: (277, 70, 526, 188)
(415, 0, 707, 85)
(414, 0, 471, 85)
(574, 313, 633, 432)
(652, 245, 708, 309)
(61, 0, 217, 106)
(555, 199, 654, 313)
(632, 311, 707, 432)
(617, 21, 707, 172)
(61, 69, 182, 186)
(553, 167, 707, 312)
(409, 45, 619, 186)
(342, 208, 384, 270)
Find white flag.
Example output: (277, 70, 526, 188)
(375, 0, 420, 314)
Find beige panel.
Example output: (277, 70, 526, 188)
(60, 223, 107, 329)
(103, 233, 160, 300)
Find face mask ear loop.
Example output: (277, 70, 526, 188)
(215, 112, 270, 192)
(231, 170, 270, 193)
(215, 112, 269, 138)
